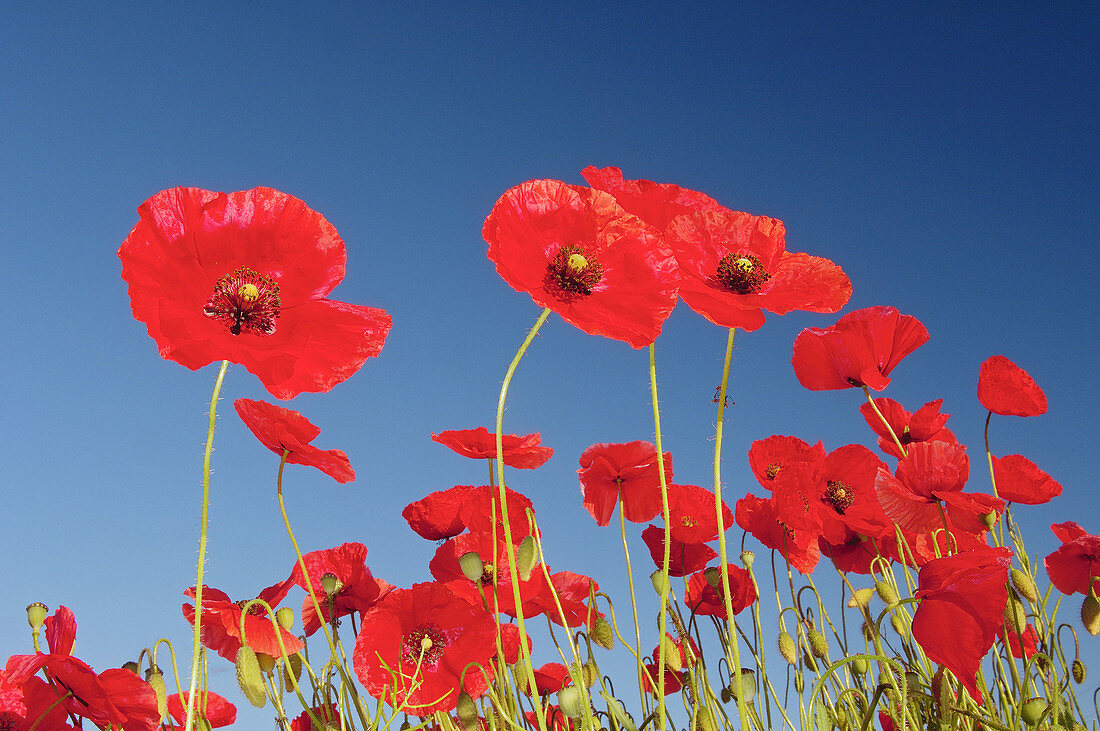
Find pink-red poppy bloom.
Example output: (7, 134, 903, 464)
(235, 398, 354, 483)
(289, 542, 393, 635)
(118, 186, 391, 399)
(577, 441, 673, 526)
(526, 663, 572, 696)
(1045, 522, 1100, 596)
(792, 306, 929, 391)
(978, 355, 1047, 417)
(353, 582, 499, 714)
(859, 398, 957, 459)
(432, 427, 553, 469)
(667, 484, 734, 545)
(641, 524, 718, 577)
(992, 455, 1062, 505)
(182, 579, 304, 661)
(875, 441, 971, 533)
(643, 634, 700, 696)
(402, 485, 481, 540)
(911, 546, 1013, 701)
(166, 691, 237, 728)
(736, 493, 821, 574)
(0, 672, 71, 731)
(580, 166, 726, 233)
(747, 435, 826, 489)
(483, 179, 679, 348)
(664, 209, 851, 330)
(684, 564, 758, 619)
(290, 703, 341, 731)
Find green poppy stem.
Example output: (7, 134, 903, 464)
(648, 342, 672, 730)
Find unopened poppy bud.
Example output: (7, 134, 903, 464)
(1082, 595, 1100, 636)
(808, 629, 829, 660)
(730, 669, 756, 704)
(660, 635, 683, 673)
(320, 572, 343, 596)
(692, 708, 716, 731)
(121, 661, 140, 674)
(875, 580, 899, 605)
(557, 686, 584, 719)
(980, 510, 999, 529)
(235, 647, 267, 708)
(803, 650, 818, 672)
(851, 657, 869, 675)
(517, 536, 537, 581)
(459, 552, 484, 582)
(703, 567, 722, 589)
(1071, 658, 1085, 684)
(1005, 597, 1028, 633)
(282, 652, 303, 686)
(650, 570, 669, 597)
(591, 616, 614, 649)
(1020, 697, 1047, 726)
(740, 551, 755, 569)
(26, 603, 48, 630)
(144, 667, 168, 721)
(276, 606, 295, 631)
(720, 686, 733, 704)
(256, 652, 276, 674)
(456, 691, 479, 730)
(582, 659, 600, 688)
(778, 631, 797, 665)
(1011, 569, 1039, 603)
(848, 588, 874, 609)
(890, 613, 909, 639)
(904, 671, 921, 694)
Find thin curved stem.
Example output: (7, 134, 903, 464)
(648, 342, 672, 731)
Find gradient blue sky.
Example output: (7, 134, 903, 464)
(2, 3, 1097, 725)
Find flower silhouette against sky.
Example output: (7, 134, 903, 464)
(235, 398, 355, 483)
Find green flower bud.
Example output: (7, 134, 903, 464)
(778, 631, 798, 665)
(582, 659, 600, 688)
(851, 657, 869, 675)
(25, 603, 48, 630)
(282, 652, 303, 686)
(803, 649, 818, 672)
(740, 551, 755, 569)
(590, 616, 614, 650)
(808, 629, 829, 660)
(456, 691, 479, 730)
(276, 606, 295, 631)
(235, 647, 267, 708)
(875, 581, 899, 605)
(1020, 697, 1047, 726)
(1082, 595, 1100, 636)
(459, 552, 485, 583)
(720, 686, 733, 704)
(1011, 568, 1039, 603)
(121, 661, 140, 674)
(847, 588, 875, 609)
(692, 708, 716, 731)
(517, 536, 537, 582)
(1071, 658, 1085, 684)
(557, 687, 584, 719)
(890, 613, 909, 639)
(729, 669, 756, 704)
(1005, 596, 1028, 634)
(703, 567, 722, 589)
(980, 510, 999, 529)
(144, 666, 168, 721)
(660, 635, 683, 672)
(256, 652, 276, 674)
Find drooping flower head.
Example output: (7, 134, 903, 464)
(483, 179, 679, 348)
(577, 441, 673, 526)
(432, 427, 553, 469)
(235, 398, 354, 483)
(978, 355, 1047, 417)
(119, 187, 391, 399)
(182, 579, 303, 661)
(992, 455, 1062, 505)
(289, 542, 393, 635)
(859, 398, 957, 459)
(792, 306, 929, 391)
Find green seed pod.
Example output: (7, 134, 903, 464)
(1071, 658, 1085, 684)
(875, 580, 899, 605)
(808, 629, 829, 660)
(456, 691, 479, 730)
(582, 659, 600, 688)
(591, 616, 614, 650)
(740, 550, 755, 569)
(1011, 568, 1039, 603)
(144, 666, 168, 722)
(557, 686, 584, 719)
(847, 588, 874, 609)
(320, 572, 343, 596)
(703, 567, 722, 589)
(1020, 697, 1047, 726)
(276, 606, 295, 631)
(517, 536, 537, 581)
(282, 652, 303, 686)
(778, 631, 798, 665)
(890, 613, 909, 639)
(1082, 595, 1100, 636)
(1005, 596, 1028, 633)
(730, 669, 756, 704)
(25, 603, 48, 630)
(459, 552, 484, 582)
(235, 646, 267, 708)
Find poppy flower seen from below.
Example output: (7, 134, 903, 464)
(483, 179, 679, 348)
(859, 398, 957, 459)
(432, 427, 553, 469)
(235, 398, 354, 483)
(665, 209, 851, 330)
(1045, 522, 1100, 596)
(182, 580, 303, 661)
(577, 441, 673, 526)
(289, 542, 393, 635)
(641, 524, 718, 577)
(792, 306, 929, 391)
(119, 186, 391, 399)
(166, 691, 237, 728)
(978, 355, 1047, 417)
(992, 455, 1062, 505)
(684, 564, 758, 619)
(580, 165, 727, 233)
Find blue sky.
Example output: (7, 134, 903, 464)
(2, 2, 1097, 724)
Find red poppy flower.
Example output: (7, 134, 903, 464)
(529, 571, 603, 629)
(289, 542, 393, 635)
(747, 435, 826, 489)
(1045, 522, 1100, 596)
(999, 623, 1039, 660)
(580, 166, 727, 232)
(683, 564, 757, 619)
(182, 579, 304, 661)
(353, 582, 499, 714)
(457, 485, 538, 541)
(0, 674, 71, 731)
(119, 186, 391, 399)
(792, 306, 929, 391)
(527, 662, 572, 696)
(527, 705, 579, 731)
(911, 546, 1013, 701)
(939, 490, 1005, 535)
(432, 427, 553, 469)
(820, 534, 879, 574)
(429, 532, 550, 619)
(859, 398, 957, 459)
(978, 356, 1047, 417)
(665, 209, 851, 330)
(802, 444, 890, 545)
(875, 441, 970, 533)
(577, 441, 673, 526)
(166, 691, 237, 728)
(403, 485, 480, 540)
(483, 179, 679, 348)
(642, 634, 700, 696)
(992, 455, 1062, 505)
(666, 484, 734, 545)
(641, 524, 718, 577)
(290, 703, 341, 731)
(735, 493, 821, 574)
(235, 398, 354, 483)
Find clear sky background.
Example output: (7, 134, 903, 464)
(2, 3, 1097, 725)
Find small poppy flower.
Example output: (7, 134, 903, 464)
(432, 427, 553, 469)
(792, 306, 929, 391)
(235, 398, 354, 483)
(577, 441, 673, 526)
(118, 186, 391, 399)
(527, 662, 572, 696)
(483, 179, 679, 348)
(531, 571, 603, 629)
(182, 579, 303, 661)
(642, 634, 700, 696)
(875, 441, 970, 533)
(353, 582, 499, 714)
(978, 356, 1047, 417)
(939, 490, 1005, 536)
(911, 546, 1013, 701)
(747, 435, 825, 489)
(580, 165, 727, 232)
(289, 542, 393, 635)
(430, 532, 549, 619)
(290, 703, 341, 731)
(1044, 522, 1100, 596)
(667, 484, 734, 545)
(859, 398, 957, 459)
(735, 493, 821, 574)
(992, 455, 1062, 505)
(166, 691, 237, 728)
(684, 564, 758, 619)
(641, 524, 718, 577)
(665, 209, 852, 330)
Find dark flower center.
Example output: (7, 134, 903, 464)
(716, 253, 770, 294)
(900, 426, 912, 445)
(480, 562, 498, 586)
(545, 245, 603, 301)
(237, 600, 269, 617)
(203, 267, 282, 336)
(823, 480, 855, 515)
(403, 623, 447, 667)
(765, 463, 782, 480)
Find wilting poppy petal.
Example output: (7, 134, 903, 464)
(235, 398, 354, 483)
(978, 355, 1047, 417)
(432, 427, 553, 469)
(992, 455, 1062, 505)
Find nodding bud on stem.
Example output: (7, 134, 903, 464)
(459, 552, 484, 583)
(848, 588, 875, 609)
(282, 653, 303, 686)
(890, 613, 909, 639)
(778, 632, 797, 665)
(660, 635, 683, 672)
(144, 667, 168, 720)
(557, 687, 584, 719)
(1020, 697, 1047, 726)
(1011, 569, 1039, 603)
(517, 536, 537, 581)
(1082, 595, 1100, 636)
(121, 661, 140, 674)
(808, 629, 829, 659)
(1005, 597, 1028, 633)
(25, 603, 48, 630)
(1071, 658, 1086, 684)
(456, 691, 479, 730)
(235, 647, 267, 708)
(650, 570, 669, 597)
(276, 606, 295, 630)
(256, 652, 276, 674)
(703, 567, 722, 589)
(730, 669, 756, 704)
(591, 616, 614, 649)
(875, 580, 899, 605)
